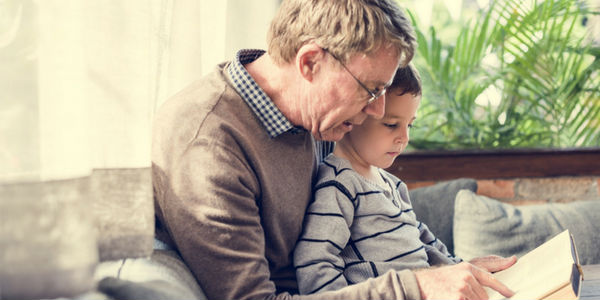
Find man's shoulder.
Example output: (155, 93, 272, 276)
(152, 63, 266, 158)
(155, 64, 231, 120)
(153, 63, 259, 136)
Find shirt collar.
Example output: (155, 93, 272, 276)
(227, 49, 305, 138)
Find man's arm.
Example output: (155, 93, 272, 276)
(414, 257, 516, 300)
(160, 141, 279, 300)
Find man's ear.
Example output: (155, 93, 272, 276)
(295, 43, 327, 82)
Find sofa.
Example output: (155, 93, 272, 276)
(2, 174, 599, 300)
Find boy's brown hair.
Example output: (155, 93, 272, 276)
(389, 63, 421, 97)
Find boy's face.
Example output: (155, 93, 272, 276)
(343, 92, 421, 169)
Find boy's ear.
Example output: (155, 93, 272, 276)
(295, 43, 327, 82)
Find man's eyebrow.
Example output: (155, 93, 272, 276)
(385, 114, 417, 121)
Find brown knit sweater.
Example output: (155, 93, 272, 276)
(152, 63, 421, 300)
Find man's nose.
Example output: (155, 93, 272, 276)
(362, 95, 385, 119)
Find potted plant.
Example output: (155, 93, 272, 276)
(389, 0, 600, 181)
(407, 0, 599, 150)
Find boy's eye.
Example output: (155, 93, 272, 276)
(383, 123, 397, 128)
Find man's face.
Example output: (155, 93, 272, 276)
(310, 46, 401, 141)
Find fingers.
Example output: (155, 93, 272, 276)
(414, 262, 515, 300)
(471, 264, 515, 298)
(470, 255, 517, 273)
(465, 273, 490, 300)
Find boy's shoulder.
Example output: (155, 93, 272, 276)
(317, 154, 356, 181)
(315, 155, 368, 198)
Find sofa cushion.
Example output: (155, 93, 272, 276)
(408, 178, 478, 256)
(453, 189, 600, 264)
(0, 167, 155, 299)
(95, 250, 207, 300)
(91, 168, 154, 261)
(0, 178, 98, 299)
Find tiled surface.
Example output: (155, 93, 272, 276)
(477, 179, 515, 199)
(582, 264, 600, 300)
(408, 176, 600, 204)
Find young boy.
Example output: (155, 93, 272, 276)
(294, 64, 462, 295)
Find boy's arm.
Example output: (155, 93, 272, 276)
(418, 221, 463, 265)
(397, 181, 462, 264)
(294, 180, 355, 294)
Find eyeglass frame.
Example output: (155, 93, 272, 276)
(322, 48, 387, 105)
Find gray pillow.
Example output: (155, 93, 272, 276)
(91, 168, 154, 261)
(0, 168, 154, 299)
(453, 189, 600, 265)
(95, 249, 207, 300)
(409, 178, 478, 255)
(0, 178, 98, 300)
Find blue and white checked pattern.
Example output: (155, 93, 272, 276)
(227, 49, 304, 138)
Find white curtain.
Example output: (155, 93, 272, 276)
(0, 0, 279, 183)
(0, 1, 278, 297)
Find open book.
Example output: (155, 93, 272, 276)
(486, 230, 583, 300)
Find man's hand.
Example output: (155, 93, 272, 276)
(414, 258, 516, 300)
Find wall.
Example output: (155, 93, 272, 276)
(387, 148, 600, 204)
(406, 176, 600, 205)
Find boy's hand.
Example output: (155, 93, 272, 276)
(469, 255, 517, 273)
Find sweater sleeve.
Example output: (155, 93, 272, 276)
(157, 140, 281, 300)
(293, 179, 356, 294)
(397, 181, 462, 265)
(418, 221, 463, 265)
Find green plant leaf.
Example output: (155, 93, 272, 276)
(405, 0, 599, 150)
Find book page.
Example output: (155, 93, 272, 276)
(486, 230, 575, 300)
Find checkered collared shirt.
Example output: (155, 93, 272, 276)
(227, 49, 334, 161)
(227, 49, 304, 138)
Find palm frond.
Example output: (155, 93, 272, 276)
(406, 0, 599, 150)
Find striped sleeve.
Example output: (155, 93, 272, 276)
(397, 180, 462, 265)
(418, 221, 462, 265)
(293, 178, 356, 294)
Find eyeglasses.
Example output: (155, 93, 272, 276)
(323, 48, 386, 104)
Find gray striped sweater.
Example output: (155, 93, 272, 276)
(294, 154, 461, 294)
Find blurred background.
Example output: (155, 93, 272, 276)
(403, 0, 600, 151)
(0, 0, 279, 184)
(0, 0, 598, 182)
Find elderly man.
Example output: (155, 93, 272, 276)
(152, 0, 516, 299)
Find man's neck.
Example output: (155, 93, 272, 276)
(245, 54, 304, 127)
